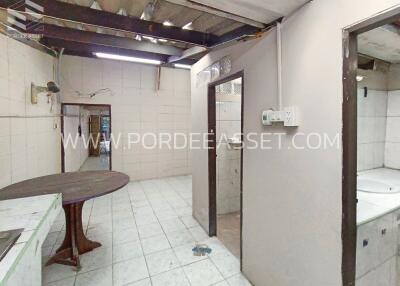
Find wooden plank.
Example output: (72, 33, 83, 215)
(342, 30, 357, 286)
(41, 37, 170, 62)
(36, 23, 183, 56)
(209, 24, 262, 47)
(0, 0, 218, 46)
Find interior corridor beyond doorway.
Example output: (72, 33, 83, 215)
(62, 104, 111, 172)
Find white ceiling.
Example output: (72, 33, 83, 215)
(191, 0, 309, 24)
(358, 25, 400, 64)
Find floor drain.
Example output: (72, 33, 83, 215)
(192, 244, 212, 256)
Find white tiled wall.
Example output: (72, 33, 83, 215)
(216, 82, 241, 215)
(357, 88, 387, 171)
(63, 105, 90, 172)
(60, 56, 191, 180)
(385, 90, 400, 169)
(0, 34, 61, 189)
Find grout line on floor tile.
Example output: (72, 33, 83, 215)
(129, 181, 154, 286)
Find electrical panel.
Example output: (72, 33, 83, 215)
(262, 106, 300, 127)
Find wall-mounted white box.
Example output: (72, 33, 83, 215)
(262, 106, 300, 127)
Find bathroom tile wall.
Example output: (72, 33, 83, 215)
(216, 81, 241, 215)
(0, 34, 61, 189)
(60, 56, 191, 180)
(385, 90, 400, 169)
(357, 88, 388, 171)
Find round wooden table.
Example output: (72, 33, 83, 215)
(0, 171, 129, 268)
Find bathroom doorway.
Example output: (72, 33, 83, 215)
(342, 9, 400, 286)
(61, 103, 112, 172)
(208, 71, 244, 260)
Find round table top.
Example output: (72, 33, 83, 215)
(0, 171, 130, 205)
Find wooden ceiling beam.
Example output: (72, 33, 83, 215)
(209, 24, 262, 47)
(35, 24, 183, 56)
(0, 0, 218, 46)
(41, 37, 171, 62)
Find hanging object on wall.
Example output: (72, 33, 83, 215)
(78, 125, 82, 137)
(156, 66, 161, 91)
(74, 88, 113, 99)
(31, 82, 60, 104)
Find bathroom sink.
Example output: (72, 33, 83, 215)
(0, 229, 23, 262)
(357, 178, 400, 194)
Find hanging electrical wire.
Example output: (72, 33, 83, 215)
(74, 88, 114, 98)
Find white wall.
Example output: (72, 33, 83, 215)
(63, 105, 90, 172)
(0, 34, 61, 189)
(191, 0, 400, 285)
(385, 90, 400, 168)
(60, 56, 191, 180)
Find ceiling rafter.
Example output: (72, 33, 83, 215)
(0, 0, 268, 64)
(208, 24, 265, 47)
(0, 0, 218, 46)
(34, 23, 184, 56)
(41, 37, 170, 61)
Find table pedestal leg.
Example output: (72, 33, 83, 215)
(46, 202, 101, 267)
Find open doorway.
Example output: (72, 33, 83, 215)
(61, 103, 112, 172)
(208, 72, 244, 260)
(342, 9, 400, 286)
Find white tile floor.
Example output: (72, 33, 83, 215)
(79, 154, 110, 171)
(42, 176, 252, 286)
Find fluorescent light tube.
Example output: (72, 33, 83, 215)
(94, 52, 161, 65)
(182, 22, 193, 30)
(174, 63, 191, 69)
(356, 75, 364, 82)
(163, 20, 174, 26)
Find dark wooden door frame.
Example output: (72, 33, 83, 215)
(342, 8, 400, 286)
(208, 70, 244, 262)
(61, 103, 112, 172)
